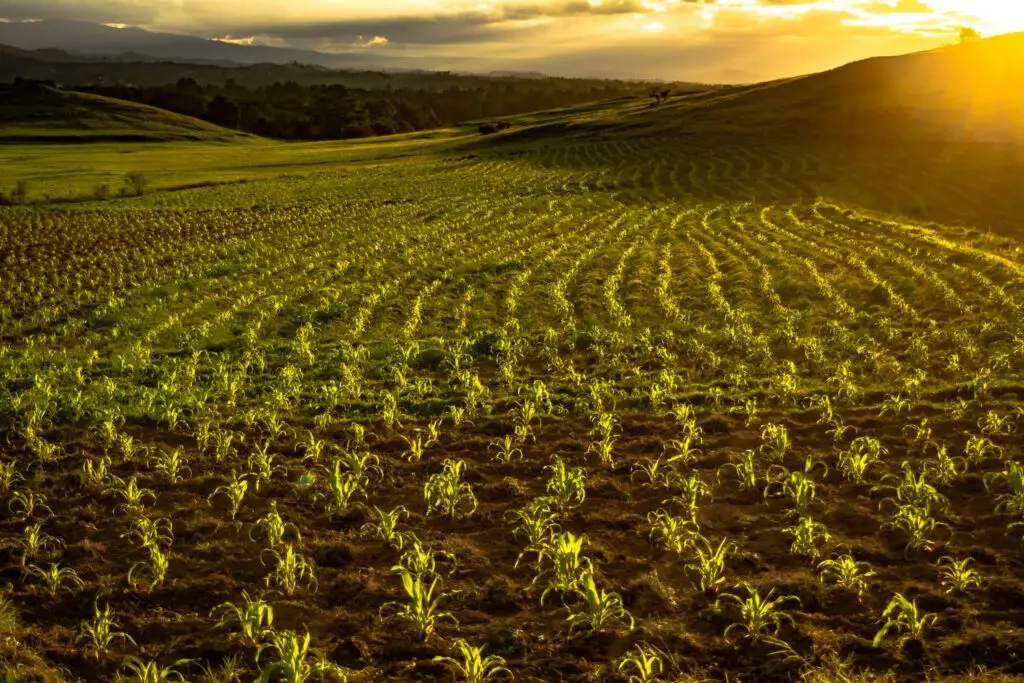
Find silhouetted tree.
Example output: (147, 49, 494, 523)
(959, 27, 982, 43)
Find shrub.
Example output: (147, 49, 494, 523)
(124, 172, 149, 197)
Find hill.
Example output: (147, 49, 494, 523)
(0, 83, 249, 142)
(571, 31, 1024, 146)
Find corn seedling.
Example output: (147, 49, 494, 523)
(979, 410, 1015, 436)
(664, 436, 701, 467)
(782, 516, 831, 561)
(873, 593, 937, 648)
(401, 434, 426, 464)
(77, 601, 136, 660)
(17, 522, 64, 566)
(937, 556, 982, 594)
(983, 462, 1024, 516)
(537, 531, 592, 604)
(716, 585, 800, 644)
(565, 569, 635, 633)
(361, 506, 411, 550)
(922, 444, 967, 485)
(837, 437, 886, 483)
(433, 638, 513, 682)
(8, 490, 53, 520)
(873, 464, 948, 512)
(121, 516, 174, 553)
(336, 449, 382, 481)
(248, 444, 285, 492)
(380, 570, 458, 640)
(684, 535, 735, 593)
(489, 435, 523, 465)
(392, 538, 456, 580)
(103, 476, 156, 516)
(255, 629, 346, 683)
(118, 656, 192, 683)
(646, 509, 700, 555)
(663, 472, 712, 521)
(128, 546, 170, 592)
(544, 456, 587, 515)
(615, 643, 664, 683)
(263, 545, 318, 596)
(210, 590, 274, 646)
(424, 459, 478, 519)
(817, 554, 875, 601)
(251, 501, 302, 547)
(717, 449, 760, 491)
(209, 471, 249, 521)
(27, 562, 85, 597)
(632, 455, 676, 490)
(964, 434, 1002, 464)
(314, 460, 367, 516)
(509, 497, 560, 569)
(883, 503, 951, 554)
(151, 446, 192, 484)
(759, 423, 790, 462)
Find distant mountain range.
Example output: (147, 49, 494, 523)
(0, 19, 523, 75)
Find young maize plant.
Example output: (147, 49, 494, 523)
(263, 545, 318, 596)
(297, 431, 330, 465)
(27, 562, 85, 598)
(544, 456, 587, 516)
(615, 643, 665, 683)
(537, 532, 592, 605)
(903, 418, 932, 451)
(878, 393, 912, 417)
(922, 444, 968, 486)
(565, 569, 635, 633)
(489, 435, 523, 465)
(314, 460, 367, 517)
(764, 468, 818, 519)
(0, 460, 22, 493)
(883, 503, 951, 554)
(646, 509, 701, 555)
(717, 450, 760, 491)
(684, 535, 736, 593)
(873, 593, 937, 648)
(586, 435, 617, 468)
(251, 501, 302, 547)
(716, 585, 800, 645)
(255, 629, 347, 683)
(631, 456, 677, 490)
(209, 471, 250, 521)
(379, 389, 403, 429)
(978, 410, 1016, 437)
(937, 556, 982, 594)
(336, 449, 383, 482)
(837, 437, 886, 483)
(983, 462, 1024, 516)
(17, 522, 64, 567)
(873, 464, 948, 512)
(433, 638, 514, 683)
(424, 459, 478, 519)
(380, 570, 458, 641)
(964, 434, 1002, 464)
(150, 446, 192, 484)
(401, 434, 427, 464)
(663, 436, 701, 467)
(128, 546, 171, 592)
(663, 472, 712, 522)
(509, 497, 560, 569)
(77, 601, 136, 660)
(392, 538, 457, 580)
(120, 517, 174, 554)
(759, 423, 790, 463)
(361, 506, 411, 550)
(210, 590, 275, 646)
(103, 476, 157, 516)
(212, 429, 239, 463)
(118, 656, 192, 683)
(248, 444, 286, 492)
(817, 554, 875, 601)
(782, 516, 831, 561)
(8, 490, 53, 520)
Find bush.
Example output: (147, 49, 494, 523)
(11, 180, 28, 205)
(478, 124, 498, 135)
(124, 172, 149, 197)
(93, 183, 110, 200)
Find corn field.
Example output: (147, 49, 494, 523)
(2, 145, 1024, 682)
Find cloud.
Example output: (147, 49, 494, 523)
(0, 0, 171, 24)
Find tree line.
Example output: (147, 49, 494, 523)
(75, 77, 651, 140)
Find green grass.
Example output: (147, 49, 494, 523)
(0, 84, 249, 142)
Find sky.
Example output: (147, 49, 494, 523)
(0, 0, 1019, 81)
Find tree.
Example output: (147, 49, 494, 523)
(207, 96, 239, 128)
(959, 27, 981, 44)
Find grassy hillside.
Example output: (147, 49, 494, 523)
(0, 83, 249, 142)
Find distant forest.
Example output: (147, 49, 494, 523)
(71, 77, 648, 140)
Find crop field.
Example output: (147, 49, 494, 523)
(4, 131, 1024, 683)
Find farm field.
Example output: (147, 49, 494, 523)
(5, 40, 1024, 683)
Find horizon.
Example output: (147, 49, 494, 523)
(0, 1, 1017, 82)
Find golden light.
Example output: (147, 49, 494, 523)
(641, 21, 665, 31)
